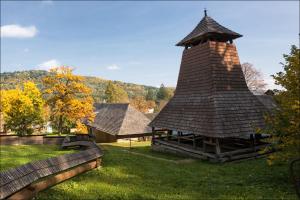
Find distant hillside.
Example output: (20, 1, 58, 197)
(0, 70, 160, 103)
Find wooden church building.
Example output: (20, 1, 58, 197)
(150, 11, 273, 162)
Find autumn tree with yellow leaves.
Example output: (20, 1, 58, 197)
(42, 67, 94, 135)
(0, 81, 45, 135)
(130, 96, 155, 113)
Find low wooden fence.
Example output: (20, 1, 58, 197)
(290, 158, 300, 198)
(0, 135, 44, 145)
(0, 134, 90, 145)
(0, 138, 103, 200)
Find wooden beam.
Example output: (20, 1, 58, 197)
(152, 143, 207, 160)
(219, 144, 270, 157)
(116, 132, 156, 139)
(154, 139, 216, 158)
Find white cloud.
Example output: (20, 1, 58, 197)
(38, 59, 61, 71)
(1, 25, 38, 38)
(107, 64, 120, 70)
(24, 48, 29, 53)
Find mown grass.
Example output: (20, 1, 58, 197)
(0, 142, 296, 199)
(0, 145, 76, 171)
(30, 141, 297, 200)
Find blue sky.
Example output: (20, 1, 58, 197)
(1, 1, 299, 88)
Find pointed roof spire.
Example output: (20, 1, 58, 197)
(176, 12, 242, 47)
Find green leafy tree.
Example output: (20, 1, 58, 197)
(263, 45, 300, 164)
(1, 82, 44, 136)
(156, 84, 174, 101)
(105, 81, 129, 103)
(146, 89, 156, 101)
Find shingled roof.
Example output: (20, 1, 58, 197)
(150, 39, 270, 138)
(89, 103, 151, 135)
(177, 11, 242, 47)
(256, 95, 277, 111)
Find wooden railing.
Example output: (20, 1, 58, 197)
(290, 158, 300, 198)
(0, 138, 103, 200)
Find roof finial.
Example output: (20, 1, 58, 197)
(204, 8, 207, 17)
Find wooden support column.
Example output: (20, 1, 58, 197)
(151, 127, 155, 144)
(177, 131, 181, 144)
(193, 134, 196, 149)
(167, 130, 172, 141)
(215, 138, 221, 155)
(203, 137, 207, 152)
(250, 134, 256, 153)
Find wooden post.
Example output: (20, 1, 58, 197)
(96, 158, 102, 167)
(203, 137, 207, 152)
(193, 134, 196, 149)
(177, 131, 181, 144)
(167, 130, 172, 141)
(250, 134, 256, 153)
(215, 138, 221, 155)
(151, 127, 155, 145)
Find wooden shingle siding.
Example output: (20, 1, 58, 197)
(0, 141, 102, 199)
(150, 40, 269, 138)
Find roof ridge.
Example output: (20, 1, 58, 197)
(91, 103, 129, 135)
(118, 105, 151, 135)
(117, 104, 130, 134)
(176, 14, 242, 46)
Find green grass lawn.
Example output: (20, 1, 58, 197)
(0, 142, 297, 199)
(0, 145, 76, 171)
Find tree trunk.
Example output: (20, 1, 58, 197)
(58, 115, 63, 136)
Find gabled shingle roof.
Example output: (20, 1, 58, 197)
(89, 103, 151, 135)
(177, 14, 242, 46)
(150, 41, 270, 138)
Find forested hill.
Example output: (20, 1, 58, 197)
(0, 70, 160, 103)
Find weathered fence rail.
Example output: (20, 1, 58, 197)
(290, 158, 300, 198)
(0, 135, 66, 145)
(0, 134, 92, 146)
(0, 138, 103, 200)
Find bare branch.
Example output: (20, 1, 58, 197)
(241, 62, 267, 94)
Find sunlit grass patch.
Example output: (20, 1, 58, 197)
(33, 141, 297, 200)
(0, 144, 76, 171)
